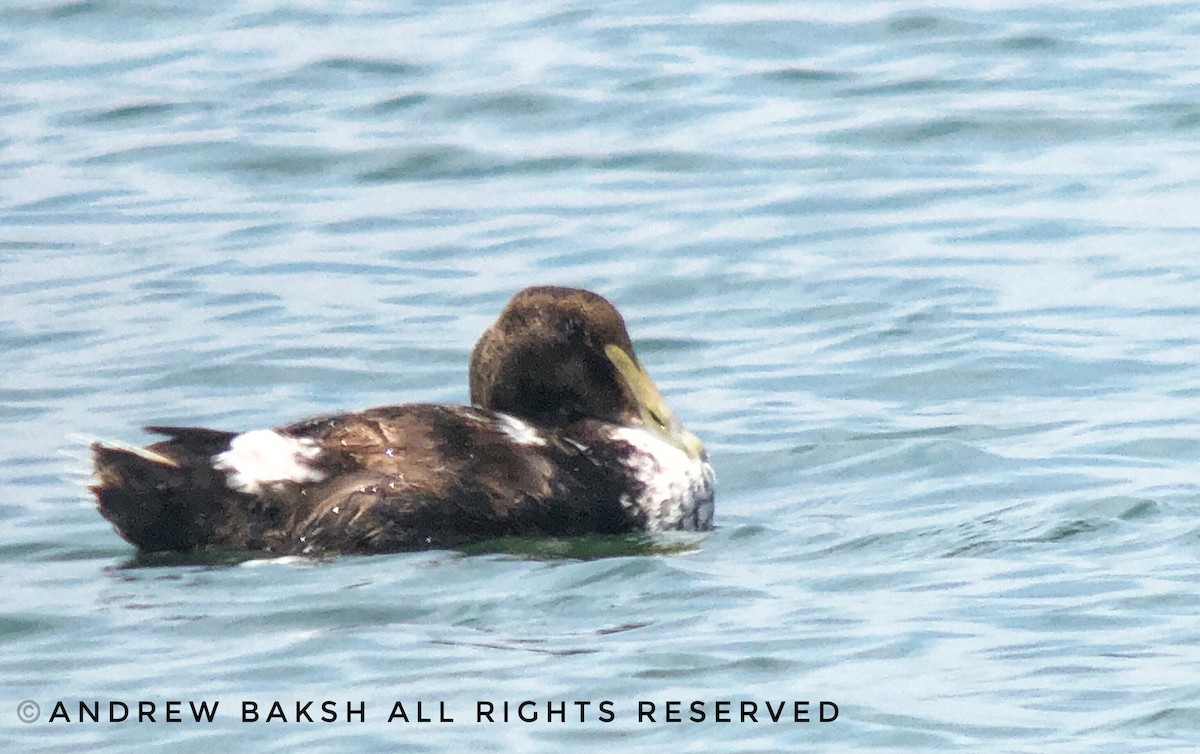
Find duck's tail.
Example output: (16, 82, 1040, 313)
(90, 428, 237, 552)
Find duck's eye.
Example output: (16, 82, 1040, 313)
(648, 409, 667, 430)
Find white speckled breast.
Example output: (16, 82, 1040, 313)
(608, 427, 715, 532)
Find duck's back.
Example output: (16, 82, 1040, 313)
(92, 405, 640, 556)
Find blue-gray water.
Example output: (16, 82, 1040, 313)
(3, 1, 1199, 751)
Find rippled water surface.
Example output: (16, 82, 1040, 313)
(3, 1, 1200, 751)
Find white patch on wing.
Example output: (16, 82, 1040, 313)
(213, 429, 325, 494)
(497, 413, 546, 447)
(609, 427, 715, 532)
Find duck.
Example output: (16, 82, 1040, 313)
(91, 286, 715, 556)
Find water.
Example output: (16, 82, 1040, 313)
(3, 1, 1199, 751)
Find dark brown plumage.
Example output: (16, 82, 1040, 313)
(470, 287, 639, 427)
(91, 286, 714, 557)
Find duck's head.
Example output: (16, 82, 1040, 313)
(469, 286, 705, 460)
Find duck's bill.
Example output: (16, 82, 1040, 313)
(604, 344, 706, 460)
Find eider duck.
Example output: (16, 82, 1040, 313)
(91, 286, 714, 555)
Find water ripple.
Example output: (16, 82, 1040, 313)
(3, 1, 1200, 752)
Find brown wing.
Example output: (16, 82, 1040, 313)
(94, 405, 638, 556)
(277, 405, 635, 554)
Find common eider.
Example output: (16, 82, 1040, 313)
(91, 286, 715, 556)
